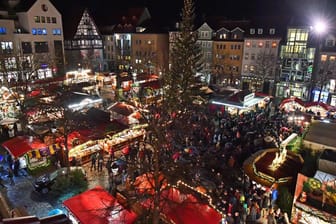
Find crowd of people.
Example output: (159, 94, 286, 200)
(161, 102, 300, 223)
(100, 99, 304, 223)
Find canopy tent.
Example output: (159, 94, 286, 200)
(1, 136, 47, 158)
(0, 118, 18, 126)
(63, 186, 137, 224)
(141, 187, 222, 224)
(107, 102, 137, 116)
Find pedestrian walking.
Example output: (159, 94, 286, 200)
(106, 156, 112, 174)
(90, 152, 97, 171)
(13, 159, 20, 176)
(97, 152, 104, 172)
(7, 168, 14, 185)
(6, 152, 13, 170)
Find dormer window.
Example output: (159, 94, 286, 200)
(258, 28, 263, 34)
(250, 29, 255, 34)
(220, 33, 227, 39)
(270, 28, 275, 35)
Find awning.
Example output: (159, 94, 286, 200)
(2, 136, 47, 158)
(141, 187, 222, 224)
(0, 118, 18, 125)
(141, 80, 160, 89)
(107, 102, 136, 116)
(63, 186, 137, 224)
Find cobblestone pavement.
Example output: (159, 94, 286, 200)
(2, 159, 110, 218)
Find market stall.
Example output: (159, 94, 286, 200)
(209, 91, 269, 115)
(280, 97, 335, 118)
(63, 186, 137, 224)
(68, 124, 147, 164)
(107, 102, 139, 126)
(1, 136, 60, 170)
(291, 173, 336, 224)
(140, 187, 222, 224)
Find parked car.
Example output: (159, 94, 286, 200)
(33, 166, 87, 194)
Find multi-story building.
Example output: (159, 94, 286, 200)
(131, 33, 168, 75)
(196, 22, 214, 78)
(99, 7, 151, 73)
(0, 0, 64, 82)
(213, 24, 245, 87)
(64, 9, 103, 72)
(276, 26, 314, 100)
(242, 25, 281, 94)
(312, 32, 336, 105)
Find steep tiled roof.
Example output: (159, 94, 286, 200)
(62, 6, 151, 37)
(9, 0, 36, 12)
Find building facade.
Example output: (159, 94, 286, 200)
(241, 26, 281, 94)
(311, 33, 336, 106)
(196, 23, 214, 78)
(276, 27, 314, 100)
(131, 33, 169, 75)
(213, 26, 244, 87)
(0, 0, 64, 83)
(64, 9, 103, 72)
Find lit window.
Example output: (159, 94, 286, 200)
(330, 56, 336, 61)
(34, 16, 40, 23)
(52, 29, 61, 35)
(321, 55, 327, 61)
(272, 42, 277, 48)
(32, 28, 37, 35)
(0, 27, 6, 34)
(246, 42, 251, 47)
(42, 28, 47, 35)
(233, 34, 238, 39)
(37, 28, 42, 35)
(220, 33, 227, 39)
(258, 42, 263, 47)
(250, 65, 255, 71)
(250, 29, 255, 34)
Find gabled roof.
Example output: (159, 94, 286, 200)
(216, 27, 230, 33)
(304, 121, 336, 149)
(73, 9, 102, 40)
(7, 0, 36, 12)
(62, 6, 151, 37)
(231, 27, 245, 33)
(197, 22, 213, 31)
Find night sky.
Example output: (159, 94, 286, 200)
(51, 0, 336, 26)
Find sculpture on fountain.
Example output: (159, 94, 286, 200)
(269, 146, 288, 170)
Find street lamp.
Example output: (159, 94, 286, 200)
(310, 19, 328, 102)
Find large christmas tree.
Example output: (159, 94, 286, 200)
(164, 0, 203, 112)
